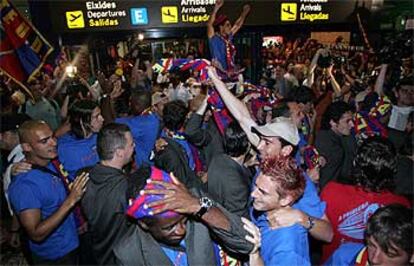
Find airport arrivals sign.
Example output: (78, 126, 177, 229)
(49, 0, 371, 32)
(51, 0, 217, 32)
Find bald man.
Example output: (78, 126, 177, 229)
(8, 120, 89, 265)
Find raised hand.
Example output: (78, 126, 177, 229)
(215, 0, 224, 9)
(242, 4, 251, 14)
(110, 80, 124, 100)
(207, 65, 220, 80)
(97, 71, 113, 94)
(155, 138, 168, 153)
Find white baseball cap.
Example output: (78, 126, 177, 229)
(152, 92, 168, 106)
(252, 117, 300, 146)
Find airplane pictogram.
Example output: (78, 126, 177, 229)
(69, 13, 82, 22)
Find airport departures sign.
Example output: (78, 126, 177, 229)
(50, 0, 362, 32)
(53, 0, 217, 32)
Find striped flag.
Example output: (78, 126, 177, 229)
(0, 0, 53, 98)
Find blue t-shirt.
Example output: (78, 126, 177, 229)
(295, 132, 308, 165)
(116, 114, 160, 167)
(251, 210, 310, 266)
(208, 34, 234, 71)
(324, 242, 364, 266)
(58, 133, 99, 181)
(8, 165, 79, 260)
(161, 240, 188, 266)
(293, 172, 326, 219)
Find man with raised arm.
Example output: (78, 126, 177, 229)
(207, 0, 250, 76)
(207, 66, 333, 244)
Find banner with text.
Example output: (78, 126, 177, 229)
(49, 0, 373, 32)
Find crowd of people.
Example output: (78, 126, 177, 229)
(0, 0, 413, 265)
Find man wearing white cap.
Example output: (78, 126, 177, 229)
(208, 67, 333, 244)
(151, 92, 168, 118)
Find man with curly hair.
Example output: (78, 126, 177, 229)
(320, 137, 410, 262)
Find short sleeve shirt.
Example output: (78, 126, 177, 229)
(251, 210, 310, 266)
(116, 113, 160, 167)
(58, 133, 99, 180)
(9, 166, 78, 260)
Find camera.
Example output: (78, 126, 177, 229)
(66, 79, 88, 98)
(333, 56, 346, 67)
(350, 79, 366, 94)
(317, 55, 332, 69)
(317, 49, 332, 68)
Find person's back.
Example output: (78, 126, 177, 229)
(115, 90, 160, 167)
(154, 100, 202, 189)
(207, 122, 253, 218)
(320, 137, 411, 262)
(155, 137, 203, 189)
(81, 123, 134, 264)
(116, 113, 160, 167)
(58, 133, 99, 180)
(184, 105, 224, 169)
(208, 153, 252, 217)
(82, 164, 130, 264)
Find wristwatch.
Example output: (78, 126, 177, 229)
(305, 215, 315, 231)
(194, 197, 214, 219)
